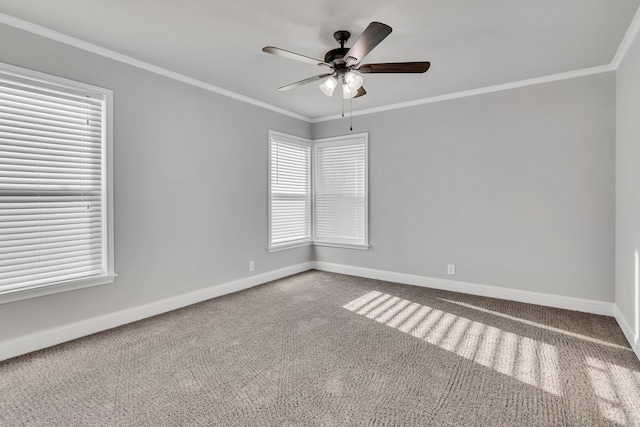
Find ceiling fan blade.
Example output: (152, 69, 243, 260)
(344, 22, 392, 67)
(278, 73, 334, 91)
(262, 46, 332, 68)
(357, 62, 431, 74)
(354, 86, 366, 98)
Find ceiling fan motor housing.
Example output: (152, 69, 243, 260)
(325, 47, 349, 65)
(325, 30, 351, 66)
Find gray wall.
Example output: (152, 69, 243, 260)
(0, 23, 619, 346)
(0, 24, 311, 341)
(312, 73, 616, 302)
(616, 30, 640, 342)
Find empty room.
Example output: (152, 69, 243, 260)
(1, 1, 640, 425)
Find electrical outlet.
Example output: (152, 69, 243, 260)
(447, 264, 456, 275)
(249, 261, 254, 272)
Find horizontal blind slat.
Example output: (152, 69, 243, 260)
(0, 234, 102, 249)
(0, 241, 102, 260)
(0, 156, 102, 171)
(0, 253, 102, 274)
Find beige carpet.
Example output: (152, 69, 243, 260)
(1, 270, 639, 426)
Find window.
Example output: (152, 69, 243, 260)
(268, 131, 368, 251)
(314, 134, 368, 249)
(0, 63, 114, 303)
(268, 131, 311, 250)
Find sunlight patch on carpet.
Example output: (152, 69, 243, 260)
(343, 290, 562, 396)
(585, 356, 640, 426)
(438, 298, 632, 351)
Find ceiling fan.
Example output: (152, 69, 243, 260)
(262, 22, 430, 99)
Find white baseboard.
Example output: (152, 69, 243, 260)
(313, 262, 639, 362)
(313, 261, 615, 316)
(3, 261, 632, 363)
(0, 262, 313, 362)
(614, 305, 640, 361)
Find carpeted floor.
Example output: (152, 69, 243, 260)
(1, 270, 639, 426)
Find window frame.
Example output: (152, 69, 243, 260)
(313, 133, 369, 250)
(268, 130, 312, 252)
(268, 130, 369, 252)
(0, 62, 115, 304)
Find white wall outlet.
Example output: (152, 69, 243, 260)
(447, 264, 456, 275)
(249, 261, 254, 272)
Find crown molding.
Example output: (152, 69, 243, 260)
(2, 7, 639, 123)
(612, 5, 640, 69)
(311, 64, 615, 123)
(0, 13, 311, 123)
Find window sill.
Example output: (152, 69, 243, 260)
(313, 242, 370, 250)
(268, 241, 370, 252)
(0, 274, 118, 305)
(268, 241, 313, 252)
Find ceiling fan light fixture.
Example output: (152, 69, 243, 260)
(342, 82, 358, 99)
(319, 75, 338, 96)
(344, 71, 364, 92)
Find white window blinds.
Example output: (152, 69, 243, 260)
(314, 135, 368, 248)
(0, 64, 114, 302)
(269, 132, 311, 249)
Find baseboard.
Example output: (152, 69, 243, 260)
(2, 261, 628, 363)
(313, 261, 615, 316)
(614, 305, 640, 361)
(0, 262, 313, 362)
(314, 263, 636, 362)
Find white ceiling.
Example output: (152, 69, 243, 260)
(0, 0, 638, 120)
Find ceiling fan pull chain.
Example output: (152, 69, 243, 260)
(350, 97, 353, 131)
(342, 97, 345, 118)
